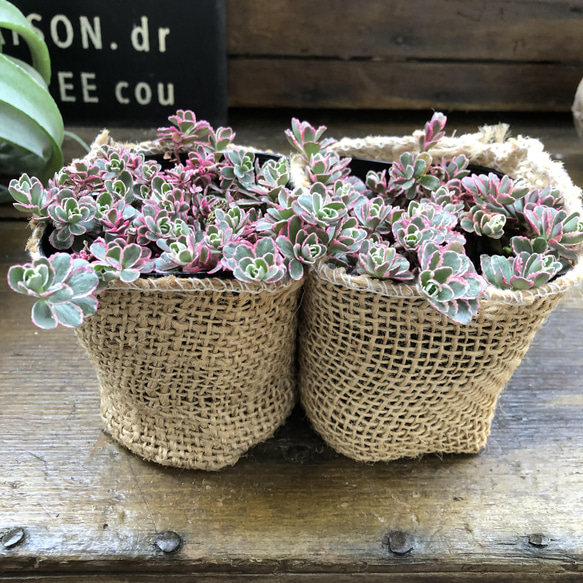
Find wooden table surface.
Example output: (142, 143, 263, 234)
(1, 112, 583, 582)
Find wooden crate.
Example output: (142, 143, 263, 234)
(226, 0, 583, 111)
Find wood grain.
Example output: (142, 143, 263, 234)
(225, 0, 583, 111)
(227, 0, 583, 62)
(1, 116, 583, 580)
(228, 60, 582, 111)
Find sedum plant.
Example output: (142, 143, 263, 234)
(286, 113, 583, 324)
(8, 110, 327, 329)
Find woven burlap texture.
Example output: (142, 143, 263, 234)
(75, 277, 302, 471)
(296, 126, 583, 462)
(26, 134, 300, 471)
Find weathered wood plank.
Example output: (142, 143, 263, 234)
(2, 575, 583, 583)
(227, 0, 583, 63)
(1, 212, 583, 580)
(228, 60, 583, 111)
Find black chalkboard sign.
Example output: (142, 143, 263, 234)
(1, 0, 227, 126)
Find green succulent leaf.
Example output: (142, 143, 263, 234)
(31, 300, 57, 329)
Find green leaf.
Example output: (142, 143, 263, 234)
(48, 285, 74, 304)
(72, 296, 98, 317)
(289, 258, 304, 281)
(50, 253, 73, 283)
(66, 269, 99, 296)
(276, 236, 294, 258)
(0, 0, 51, 83)
(121, 244, 141, 267)
(52, 302, 84, 328)
(256, 237, 276, 257)
(0, 53, 64, 181)
(31, 300, 57, 329)
(7, 265, 25, 291)
(119, 268, 140, 283)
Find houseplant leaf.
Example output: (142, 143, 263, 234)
(0, 53, 64, 181)
(0, 0, 51, 84)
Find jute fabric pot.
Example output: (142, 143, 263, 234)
(27, 133, 301, 470)
(75, 276, 302, 470)
(295, 126, 583, 462)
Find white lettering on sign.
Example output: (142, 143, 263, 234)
(157, 83, 175, 105)
(57, 71, 76, 102)
(81, 72, 99, 103)
(135, 82, 152, 105)
(131, 16, 150, 52)
(115, 82, 130, 105)
(158, 28, 170, 53)
(51, 15, 74, 49)
(13, 13, 170, 54)
(115, 81, 175, 106)
(57, 71, 102, 103)
(130, 17, 171, 53)
(79, 16, 102, 50)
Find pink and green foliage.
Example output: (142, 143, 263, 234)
(7, 254, 99, 329)
(418, 112, 447, 152)
(419, 241, 486, 325)
(47, 190, 97, 249)
(89, 239, 154, 284)
(285, 118, 336, 161)
(480, 252, 563, 291)
(356, 240, 413, 280)
(156, 109, 215, 161)
(293, 113, 583, 324)
(8, 111, 329, 329)
(9, 174, 51, 215)
(222, 239, 287, 283)
(276, 216, 327, 280)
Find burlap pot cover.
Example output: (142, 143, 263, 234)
(26, 133, 302, 471)
(295, 126, 583, 462)
(75, 276, 302, 470)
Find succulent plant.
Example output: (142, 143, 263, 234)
(418, 112, 447, 152)
(418, 241, 486, 324)
(47, 191, 97, 249)
(222, 239, 287, 283)
(7, 111, 327, 329)
(276, 216, 327, 280)
(89, 238, 155, 284)
(8, 174, 51, 217)
(292, 112, 582, 323)
(285, 118, 335, 161)
(356, 241, 413, 280)
(292, 183, 348, 229)
(480, 252, 564, 291)
(390, 151, 441, 201)
(8, 254, 99, 329)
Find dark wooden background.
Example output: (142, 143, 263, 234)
(226, 0, 583, 111)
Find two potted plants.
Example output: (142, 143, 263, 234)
(286, 113, 583, 461)
(8, 110, 583, 466)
